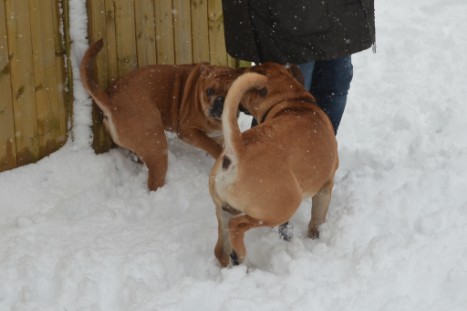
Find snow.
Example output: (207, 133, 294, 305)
(1, 0, 467, 310)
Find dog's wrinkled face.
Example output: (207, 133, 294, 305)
(199, 65, 247, 120)
(205, 87, 225, 119)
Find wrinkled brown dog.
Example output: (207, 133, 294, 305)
(80, 39, 246, 191)
(209, 63, 338, 267)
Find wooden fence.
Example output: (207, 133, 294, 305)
(0, 0, 236, 173)
(0, 0, 69, 172)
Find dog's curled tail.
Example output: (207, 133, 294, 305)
(222, 72, 267, 164)
(79, 39, 111, 112)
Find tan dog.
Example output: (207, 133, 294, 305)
(80, 39, 246, 191)
(209, 63, 339, 267)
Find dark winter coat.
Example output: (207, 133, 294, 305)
(221, 0, 376, 63)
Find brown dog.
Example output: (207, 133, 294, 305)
(80, 39, 246, 191)
(209, 63, 339, 267)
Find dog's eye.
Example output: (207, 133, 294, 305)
(206, 88, 215, 97)
(258, 87, 268, 97)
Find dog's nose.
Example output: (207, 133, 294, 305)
(209, 96, 225, 119)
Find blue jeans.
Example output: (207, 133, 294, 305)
(298, 56, 353, 134)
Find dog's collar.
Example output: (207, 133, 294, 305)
(259, 97, 316, 123)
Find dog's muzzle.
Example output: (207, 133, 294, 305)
(209, 96, 225, 119)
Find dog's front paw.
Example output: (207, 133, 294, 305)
(278, 222, 294, 241)
(307, 227, 320, 239)
(230, 250, 240, 266)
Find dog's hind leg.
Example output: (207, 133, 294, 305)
(143, 152, 167, 191)
(278, 221, 294, 241)
(308, 180, 334, 239)
(137, 125, 168, 191)
(214, 203, 235, 267)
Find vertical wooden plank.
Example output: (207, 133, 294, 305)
(0, 0, 16, 171)
(87, 0, 114, 153)
(86, 0, 109, 94)
(173, 0, 192, 64)
(207, 0, 228, 65)
(88, 0, 118, 84)
(51, 0, 69, 143)
(61, 0, 74, 132)
(154, 0, 175, 64)
(114, 0, 137, 75)
(103, 0, 118, 83)
(134, 0, 157, 66)
(191, 0, 210, 63)
(29, 0, 67, 156)
(5, 0, 39, 166)
(87, 0, 107, 58)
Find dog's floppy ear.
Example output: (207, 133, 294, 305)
(198, 63, 210, 76)
(286, 63, 305, 86)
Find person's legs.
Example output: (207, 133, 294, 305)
(254, 58, 353, 131)
(297, 61, 315, 91)
(309, 56, 353, 134)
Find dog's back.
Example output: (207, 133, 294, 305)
(241, 109, 337, 195)
(105, 63, 197, 131)
(217, 73, 337, 223)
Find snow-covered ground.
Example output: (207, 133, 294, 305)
(1, 0, 467, 310)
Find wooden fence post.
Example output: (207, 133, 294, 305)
(5, 0, 39, 165)
(0, 0, 16, 170)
